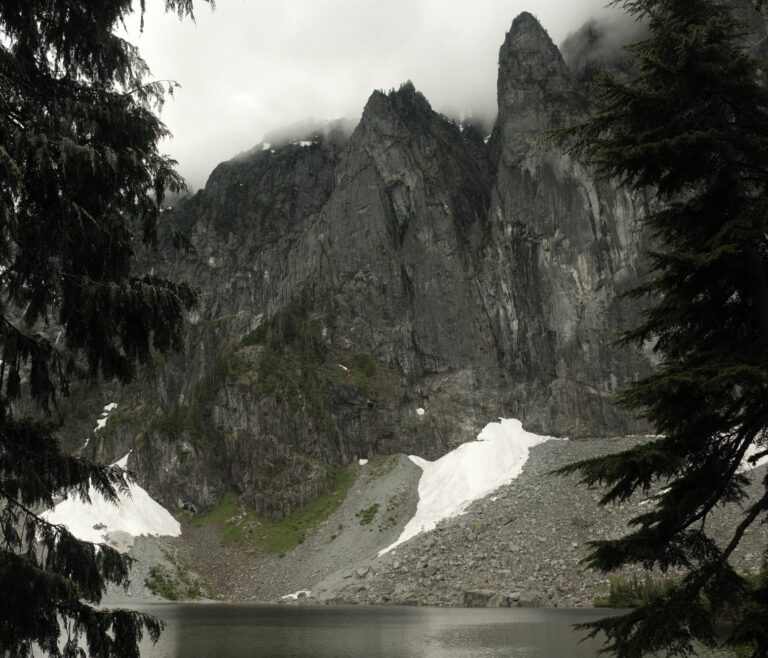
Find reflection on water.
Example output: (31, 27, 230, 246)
(132, 603, 613, 658)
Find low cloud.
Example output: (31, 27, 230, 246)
(560, 14, 648, 85)
(126, 1, 630, 189)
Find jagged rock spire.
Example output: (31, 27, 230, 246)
(496, 12, 574, 163)
(360, 80, 435, 137)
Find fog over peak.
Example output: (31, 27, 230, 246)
(261, 118, 358, 148)
(125, 1, 631, 189)
(561, 14, 648, 85)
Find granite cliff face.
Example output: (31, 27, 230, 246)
(91, 13, 658, 516)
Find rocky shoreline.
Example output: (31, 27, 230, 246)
(320, 437, 766, 608)
(111, 435, 766, 612)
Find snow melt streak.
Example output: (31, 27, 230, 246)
(380, 418, 558, 555)
(41, 453, 180, 544)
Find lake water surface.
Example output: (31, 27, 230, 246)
(133, 603, 615, 657)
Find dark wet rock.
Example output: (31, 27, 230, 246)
(86, 9, 766, 517)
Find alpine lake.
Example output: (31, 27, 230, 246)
(132, 603, 618, 657)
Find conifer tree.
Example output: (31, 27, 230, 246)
(556, 1, 768, 656)
(0, 1, 208, 655)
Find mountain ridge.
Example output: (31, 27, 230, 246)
(85, 7, 767, 518)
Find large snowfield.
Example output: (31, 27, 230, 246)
(41, 452, 181, 548)
(380, 418, 559, 555)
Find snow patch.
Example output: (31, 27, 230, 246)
(262, 142, 271, 151)
(93, 402, 117, 433)
(41, 452, 180, 550)
(281, 589, 311, 601)
(359, 459, 369, 466)
(380, 418, 559, 555)
(299, 140, 314, 147)
(638, 486, 671, 507)
(416, 408, 425, 416)
(743, 443, 768, 471)
(85, 403, 118, 449)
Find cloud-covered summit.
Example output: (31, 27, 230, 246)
(125, 1, 630, 189)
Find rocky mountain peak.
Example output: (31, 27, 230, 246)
(360, 81, 436, 139)
(496, 12, 574, 163)
(507, 11, 548, 39)
(501, 12, 567, 64)
(90, 11, 655, 521)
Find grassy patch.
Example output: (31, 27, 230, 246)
(258, 467, 356, 554)
(733, 645, 754, 658)
(194, 467, 357, 555)
(594, 575, 676, 608)
(356, 503, 379, 526)
(191, 492, 241, 535)
(317, 351, 383, 397)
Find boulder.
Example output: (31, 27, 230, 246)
(463, 589, 509, 608)
(517, 591, 544, 607)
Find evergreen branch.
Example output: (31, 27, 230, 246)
(718, 489, 768, 567)
(0, 489, 118, 550)
(556, 2, 768, 652)
(0, 415, 132, 509)
(120, 79, 179, 97)
(0, 0, 209, 654)
(741, 176, 768, 185)
(748, 449, 768, 465)
(736, 160, 768, 177)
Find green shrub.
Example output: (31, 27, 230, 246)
(351, 353, 377, 378)
(144, 563, 204, 601)
(150, 350, 251, 443)
(151, 402, 194, 435)
(356, 503, 379, 525)
(241, 292, 400, 428)
(594, 575, 676, 608)
(242, 290, 325, 362)
(329, 524, 344, 542)
(240, 291, 333, 427)
(733, 645, 754, 658)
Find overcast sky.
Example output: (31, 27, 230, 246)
(125, 1, 625, 189)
